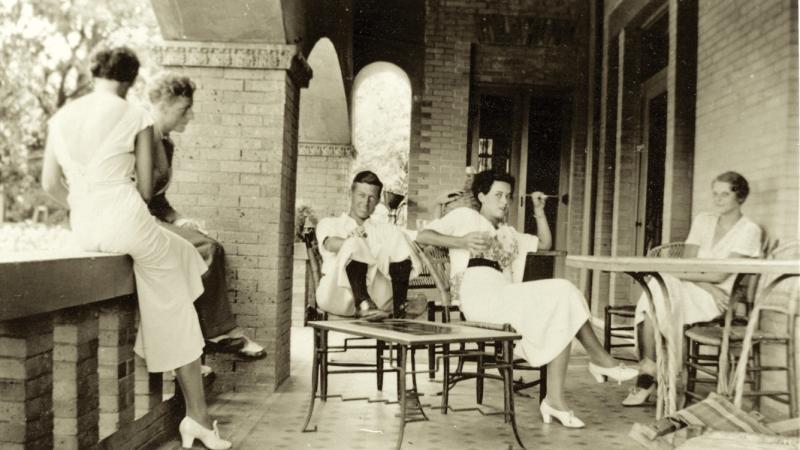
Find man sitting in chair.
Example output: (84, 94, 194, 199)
(316, 171, 422, 320)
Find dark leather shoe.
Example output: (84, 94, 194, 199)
(204, 337, 246, 354)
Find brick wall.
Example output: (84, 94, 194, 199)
(156, 42, 311, 391)
(296, 143, 354, 219)
(694, 0, 798, 240)
(694, 0, 799, 418)
(410, 0, 587, 230)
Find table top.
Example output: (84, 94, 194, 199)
(307, 319, 521, 346)
(566, 255, 800, 274)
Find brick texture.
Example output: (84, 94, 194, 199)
(97, 299, 136, 440)
(158, 42, 310, 392)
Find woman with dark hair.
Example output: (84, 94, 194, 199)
(417, 169, 638, 429)
(147, 72, 266, 361)
(41, 48, 231, 449)
(622, 170, 762, 406)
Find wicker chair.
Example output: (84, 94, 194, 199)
(301, 229, 388, 396)
(603, 242, 689, 361)
(732, 240, 800, 418)
(411, 242, 546, 409)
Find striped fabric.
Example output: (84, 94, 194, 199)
(674, 393, 774, 435)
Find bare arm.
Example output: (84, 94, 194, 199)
(134, 126, 154, 203)
(671, 251, 754, 283)
(416, 229, 489, 253)
(323, 236, 345, 253)
(41, 134, 69, 208)
(530, 192, 552, 250)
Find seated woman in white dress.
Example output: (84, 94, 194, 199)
(416, 169, 638, 429)
(622, 171, 762, 406)
(42, 48, 230, 449)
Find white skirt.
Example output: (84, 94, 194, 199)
(459, 267, 591, 367)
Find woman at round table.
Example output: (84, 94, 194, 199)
(416, 169, 638, 429)
(622, 171, 763, 406)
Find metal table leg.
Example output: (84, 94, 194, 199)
(501, 340, 525, 449)
(302, 327, 322, 432)
(395, 345, 408, 450)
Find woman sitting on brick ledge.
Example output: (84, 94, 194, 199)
(147, 73, 267, 363)
(42, 47, 231, 449)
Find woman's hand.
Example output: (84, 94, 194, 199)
(461, 231, 491, 252)
(530, 191, 547, 213)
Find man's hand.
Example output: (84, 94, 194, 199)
(461, 231, 491, 253)
(175, 217, 208, 235)
(348, 226, 367, 239)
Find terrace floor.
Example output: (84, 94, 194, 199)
(156, 325, 654, 450)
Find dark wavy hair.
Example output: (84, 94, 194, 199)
(351, 170, 383, 193)
(90, 47, 140, 83)
(471, 169, 515, 205)
(714, 171, 750, 202)
(148, 73, 196, 104)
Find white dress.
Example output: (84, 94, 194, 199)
(47, 91, 207, 372)
(633, 212, 762, 379)
(425, 207, 590, 367)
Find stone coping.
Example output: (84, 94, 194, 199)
(0, 251, 134, 322)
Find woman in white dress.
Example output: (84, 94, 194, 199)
(42, 48, 230, 449)
(622, 171, 762, 406)
(417, 169, 638, 429)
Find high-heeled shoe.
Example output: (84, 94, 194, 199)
(588, 362, 638, 384)
(179, 416, 232, 449)
(539, 399, 585, 428)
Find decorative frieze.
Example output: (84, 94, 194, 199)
(154, 41, 312, 78)
(298, 142, 356, 158)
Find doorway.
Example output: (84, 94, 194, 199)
(469, 89, 572, 249)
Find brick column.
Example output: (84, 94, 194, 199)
(0, 316, 53, 449)
(134, 355, 162, 419)
(97, 299, 136, 439)
(155, 42, 312, 391)
(52, 307, 99, 450)
(296, 142, 355, 218)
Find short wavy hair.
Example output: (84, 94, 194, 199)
(147, 73, 196, 105)
(714, 171, 750, 202)
(90, 47, 140, 83)
(471, 169, 515, 204)
(351, 170, 383, 193)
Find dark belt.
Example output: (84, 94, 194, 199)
(467, 257, 501, 272)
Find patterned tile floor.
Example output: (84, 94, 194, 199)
(158, 326, 655, 450)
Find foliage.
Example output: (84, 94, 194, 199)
(351, 67, 411, 195)
(295, 205, 318, 243)
(0, 0, 161, 222)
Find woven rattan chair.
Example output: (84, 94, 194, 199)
(301, 229, 388, 397)
(732, 240, 800, 418)
(411, 242, 546, 409)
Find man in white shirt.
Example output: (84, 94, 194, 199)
(315, 171, 418, 320)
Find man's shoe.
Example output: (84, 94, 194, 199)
(622, 383, 656, 406)
(398, 294, 428, 318)
(356, 299, 389, 322)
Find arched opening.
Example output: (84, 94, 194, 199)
(351, 62, 412, 225)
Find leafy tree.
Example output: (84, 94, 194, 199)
(0, 0, 160, 222)
(352, 67, 411, 196)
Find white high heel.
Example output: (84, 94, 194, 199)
(179, 416, 232, 449)
(588, 362, 638, 384)
(539, 399, 585, 428)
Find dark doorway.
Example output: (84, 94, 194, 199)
(524, 96, 569, 240)
(476, 95, 515, 174)
(641, 92, 667, 253)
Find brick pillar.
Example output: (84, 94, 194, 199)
(0, 316, 53, 449)
(296, 142, 354, 218)
(155, 42, 312, 391)
(609, 28, 642, 307)
(134, 355, 162, 419)
(52, 307, 99, 450)
(97, 299, 136, 439)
